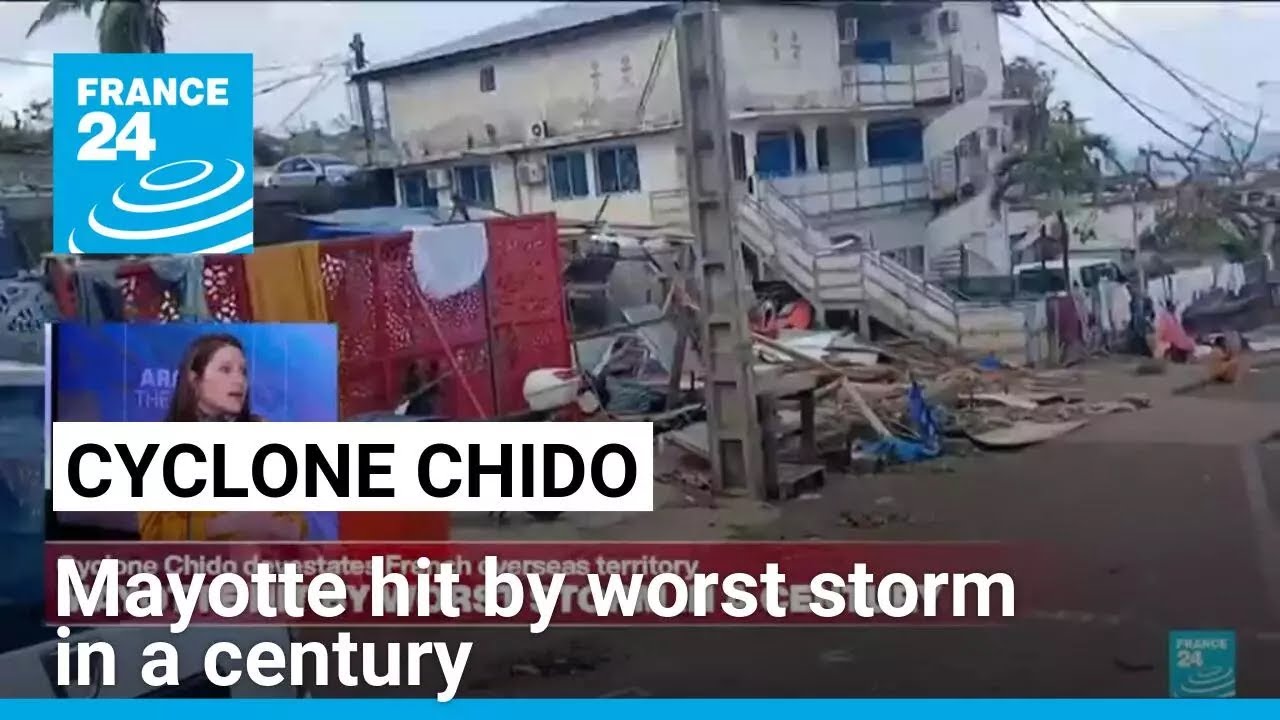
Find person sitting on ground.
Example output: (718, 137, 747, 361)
(1208, 335, 1241, 384)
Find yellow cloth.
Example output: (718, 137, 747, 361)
(138, 511, 306, 541)
(243, 241, 330, 322)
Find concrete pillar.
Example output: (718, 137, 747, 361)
(743, 127, 758, 179)
(801, 120, 821, 173)
(856, 121, 869, 168)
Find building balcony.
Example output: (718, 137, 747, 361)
(767, 164, 930, 218)
(839, 57, 954, 107)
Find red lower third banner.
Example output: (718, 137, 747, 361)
(45, 542, 1043, 627)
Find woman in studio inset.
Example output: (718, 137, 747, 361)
(138, 333, 307, 542)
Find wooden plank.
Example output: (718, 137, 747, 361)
(777, 462, 825, 499)
(666, 421, 710, 460)
(968, 420, 1088, 449)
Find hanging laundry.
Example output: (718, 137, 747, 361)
(405, 223, 489, 299)
(1109, 282, 1132, 334)
(1093, 279, 1114, 335)
(149, 256, 210, 320)
(243, 241, 330, 322)
(72, 265, 125, 322)
(1155, 307, 1196, 362)
(0, 207, 25, 280)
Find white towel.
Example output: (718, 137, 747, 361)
(404, 222, 490, 299)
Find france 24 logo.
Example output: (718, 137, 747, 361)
(53, 53, 254, 255)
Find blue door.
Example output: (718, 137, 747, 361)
(755, 132, 793, 179)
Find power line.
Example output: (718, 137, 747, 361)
(0, 54, 345, 73)
(0, 56, 52, 68)
(1000, 18, 1200, 133)
(277, 71, 342, 130)
(1029, 0, 1228, 163)
(1045, 2, 1260, 117)
(255, 70, 328, 97)
(1069, 2, 1257, 131)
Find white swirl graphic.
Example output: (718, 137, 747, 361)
(1176, 665, 1236, 697)
(66, 158, 253, 254)
(140, 160, 213, 191)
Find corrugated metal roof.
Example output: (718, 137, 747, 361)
(356, 1, 675, 79)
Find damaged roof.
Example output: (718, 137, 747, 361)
(352, 1, 677, 81)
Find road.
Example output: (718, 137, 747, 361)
(311, 361, 1280, 698)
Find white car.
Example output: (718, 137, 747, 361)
(263, 154, 360, 187)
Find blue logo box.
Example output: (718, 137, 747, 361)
(1169, 629, 1236, 698)
(52, 53, 254, 255)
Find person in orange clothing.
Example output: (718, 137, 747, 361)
(138, 333, 307, 542)
(1207, 335, 1242, 385)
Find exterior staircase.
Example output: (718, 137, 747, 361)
(735, 181, 1042, 361)
(922, 61, 1006, 280)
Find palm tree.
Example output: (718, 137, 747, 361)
(27, 0, 167, 54)
(991, 102, 1117, 288)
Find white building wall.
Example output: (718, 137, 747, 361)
(513, 132, 682, 223)
(938, 1, 1004, 99)
(381, 20, 681, 160)
(719, 4, 843, 111)
(1007, 200, 1163, 256)
(379, 2, 1015, 246)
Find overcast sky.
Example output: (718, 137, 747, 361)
(1, 1, 1276, 153)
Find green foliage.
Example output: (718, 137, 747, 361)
(27, 0, 167, 54)
(0, 98, 53, 153)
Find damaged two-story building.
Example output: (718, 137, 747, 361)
(354, 1, 1026, 275)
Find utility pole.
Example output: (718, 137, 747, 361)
(1132, 147, 1150, 295)
(674, 3, 765, 496)
(349, 33, 376, 167)
(1130, 183, 1146, 295)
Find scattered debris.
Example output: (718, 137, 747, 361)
(645, 322, 1156, 501)
(967, 420, 1089, 449)
(1112, 657, 1156, 673)
(1122, 393, 1152, 409)
(839, 509, 915, 529)
(506, 645, 608, 678)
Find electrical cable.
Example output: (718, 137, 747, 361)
(255, 70, 330, 97)
(0, 54, 345, 73)
(0, 56, 52, 68)
(1000, 18, 1200, 133)
(1029, 0, 1230, 163)
(276, 71, 342, 130)
(1045, 2, 1260, 116)
(1070, 1, 1257, 130)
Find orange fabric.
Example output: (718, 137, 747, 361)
(1208, 349, 1241, 384)
(782, 300, 814, 330)
(243, 241, 330, 322)
(340, 512, 451, 541)
(138, 511, 306, 541)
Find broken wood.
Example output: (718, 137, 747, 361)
(967, 420, 1088, 449)
(752, 332, 893, 439)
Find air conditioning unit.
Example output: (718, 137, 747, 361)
(528, 120, 550, 142)
(425, 168, 452, 189)
(938, 9, 960, 34)
(517, 161, 547, 185)
(841, 17, 858, 42)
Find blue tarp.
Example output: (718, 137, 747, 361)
(296, 205, 504, 240)
(864, 381, 943, 464)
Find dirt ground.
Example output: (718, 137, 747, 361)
(314, 355, 1280, 698)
